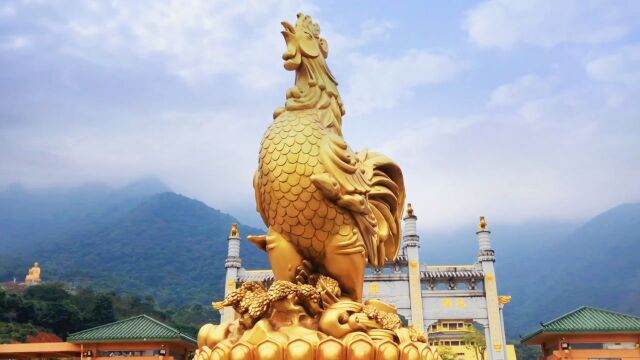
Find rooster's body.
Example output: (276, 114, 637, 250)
(250, 14, 405, 301)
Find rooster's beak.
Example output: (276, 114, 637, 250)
(281, 21, 295, 34)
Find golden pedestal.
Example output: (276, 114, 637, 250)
(195, 332, 439, 360)
(195, 277, 439, 360)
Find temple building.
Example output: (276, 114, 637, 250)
(521, 306, 640, 360)
(428, 319, 517, 360)
(221, 204, 514, 360)
(0, 315, 196, 359)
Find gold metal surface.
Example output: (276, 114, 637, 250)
(194, 13, 435, 360)
(252, 12, 405, 299)
(406, 203, 414, 217)
(478, 216, 487, 231)
(498, 295, 512, 305)
(24, 262, 41, 285)
(229, 223, 239, 237)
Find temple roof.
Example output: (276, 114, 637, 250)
(521, 306, 640, 343)
(238, 264, 485, 283)
(67, 314, 196, 344)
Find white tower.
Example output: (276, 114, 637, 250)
(403, 203, 424, 331)
(477, 217, 506, 360)
(221, 223, 241, 323)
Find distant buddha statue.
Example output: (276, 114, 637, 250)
(25, 262, 41, 285)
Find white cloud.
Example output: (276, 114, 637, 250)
(586, 45, 640, 84)
(489, 75, 556, 107)
(320, 19, 393, 59)
(343, 50, 464, 115)
(0, 4, 15, 16)
(465, 0, 639, 49)
(2, 1, 639, 231)
(0, 35, 30, 49)
(3, 1, 400, 91)
(8, 0, 318, 88)
(0, 109, 266, 211)
(377, 81, 640, 230)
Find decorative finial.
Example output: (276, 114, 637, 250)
(478, 216, 487, 231)
(230, 223, 239, 237)
(406, 203, 414, 217)
(498, 295, 512, 305)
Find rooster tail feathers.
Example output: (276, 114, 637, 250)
(362, 151, 405, 263)
(315, 134, 406, 268)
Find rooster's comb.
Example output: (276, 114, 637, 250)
(295, 12, 320, 38)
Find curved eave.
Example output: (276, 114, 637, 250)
(521, 329, 640, 345)
(68, 335, 196, 345)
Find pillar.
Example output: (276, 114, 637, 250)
(403, 203, 424, 331)
(482, 322, 492, 360)
(222, 224, 241, 323)
(477, 217, 506, 360)
(499, 304, 507, 352)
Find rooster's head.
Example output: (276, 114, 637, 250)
(276, 13, 343, 126)
(281, 13, 328, 71)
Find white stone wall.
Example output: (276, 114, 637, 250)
(363, 278, 412, 320)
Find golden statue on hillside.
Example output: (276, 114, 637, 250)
(24, 262, 41, 285)
(194, 13, 439, 360)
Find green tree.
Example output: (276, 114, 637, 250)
(24, 283, 71, 303)
(438, 346, 456, 360)
(0, 322, 39, 344)
(87, 293, 115, 327)
(2, 293, 35, 323)
(35, 300, 82, 337)
(72, 287, 97, 315)
(463, 328, 486, 360)
(0, 289, 6, 319)
(514, 343, 541, 360)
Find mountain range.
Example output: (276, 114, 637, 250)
(0, 179, 269, 307)
(1, 179, 638, 337)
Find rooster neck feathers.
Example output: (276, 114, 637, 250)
(275, 13, 344, 134)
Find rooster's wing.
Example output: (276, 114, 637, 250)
(311, 132, 405, 267)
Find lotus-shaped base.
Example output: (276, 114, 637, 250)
(195, 278, 440, 360)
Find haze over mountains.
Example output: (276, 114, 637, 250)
(425, 204, 640, 337)
(0, 179, 269, 306)
(0, 179, 638, 336)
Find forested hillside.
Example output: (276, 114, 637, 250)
(0, 283, 214, 343)
(1, 182, 639, 341)
(0, 182, 269, 306)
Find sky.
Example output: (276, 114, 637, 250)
(1, 0, 639, 230)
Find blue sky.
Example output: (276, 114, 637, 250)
(1, 0, 639, 230)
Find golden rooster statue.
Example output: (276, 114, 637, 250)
(249, 13, 405, 302)
(192, 14, 441, 360)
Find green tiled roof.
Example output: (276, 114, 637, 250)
(67, 314, 196, 344)
(522, 306, 640, 343)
